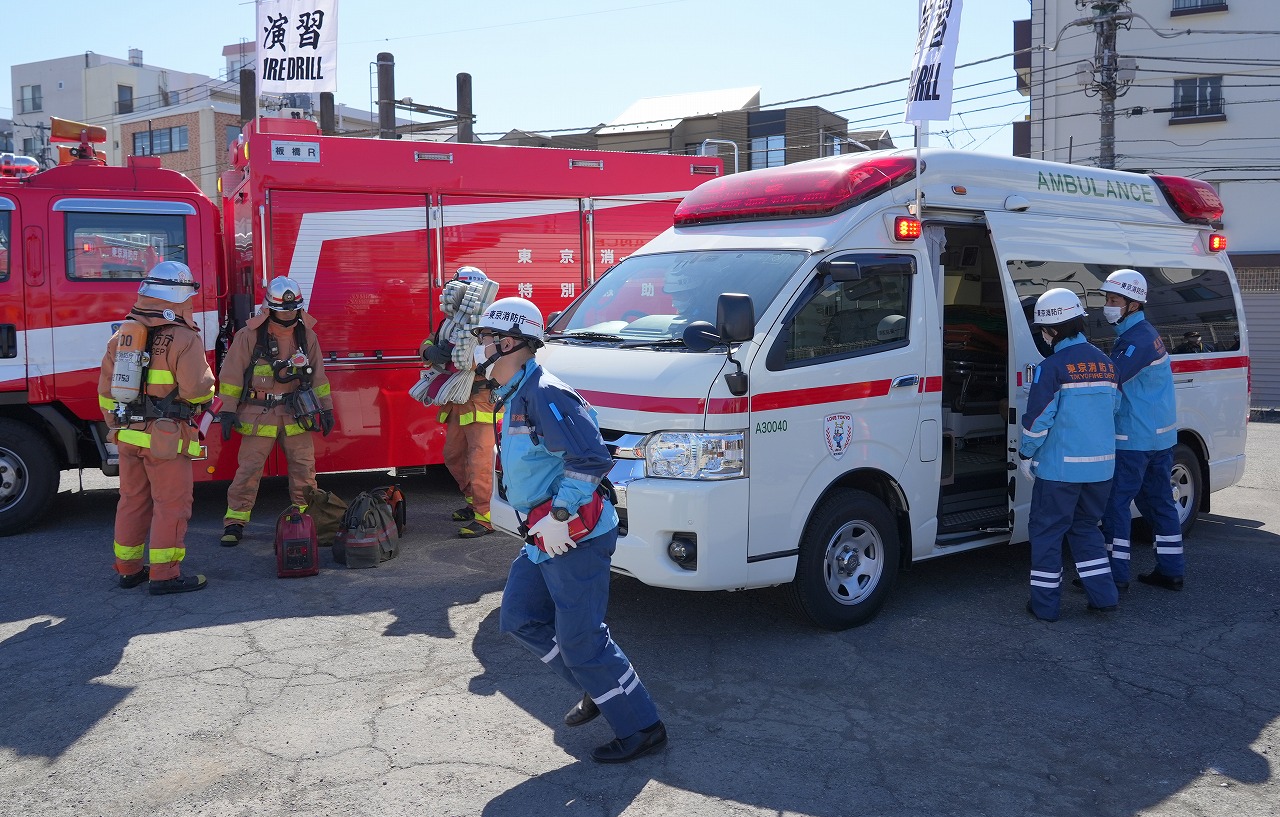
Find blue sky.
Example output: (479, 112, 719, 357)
(5, 0, 1034, 154)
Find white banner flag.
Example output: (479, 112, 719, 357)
(256, 0, 338, 94)
(905, 0, 963, 124)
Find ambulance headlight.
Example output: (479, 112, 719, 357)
(641, 431, 746, 480)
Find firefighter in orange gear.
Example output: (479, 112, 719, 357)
(420, 266, 498, 538)
(99, 261, 216, 595)
(216, 276, 333, 545)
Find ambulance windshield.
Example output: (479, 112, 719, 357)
(551, 250, 806, 344)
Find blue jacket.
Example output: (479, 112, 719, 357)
(493, 359, 619, 563)
(1110, 312, 1177, 451)
(1020, 334, 1121, 483)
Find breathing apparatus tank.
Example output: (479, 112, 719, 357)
(110, 320, 151, 419)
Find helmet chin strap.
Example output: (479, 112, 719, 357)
(478, 338, 529, 376)
(269, 312, 300, 326)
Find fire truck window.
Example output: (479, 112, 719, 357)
(0, 212, 9, 282)
(781, 267, 913, 366)
(64, 212, 187, 281)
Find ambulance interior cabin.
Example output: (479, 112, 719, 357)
(938, 224, 1011, 538)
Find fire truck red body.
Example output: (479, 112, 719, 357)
(0, 117, 722, 534)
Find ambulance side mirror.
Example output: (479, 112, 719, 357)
(819, 256, 862, 282)
(716, 293, 754, 343)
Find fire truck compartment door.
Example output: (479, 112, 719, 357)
(0, 198, 25, 391)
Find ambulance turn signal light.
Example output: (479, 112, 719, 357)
(1209, 233, 1227, 253)
(674, 155, 918, 227)
(1151, 174, 1224, 226)
(894, 216, 922, 241)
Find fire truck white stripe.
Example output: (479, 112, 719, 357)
(285, 194, 690, 296)
(0, 311, 220, 386)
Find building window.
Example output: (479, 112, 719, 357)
(21, 137, 38, 158)
(750, 134, 785, 169)
(226, 125, 243, 148)
(1172, 0, 1228, 16)
(1171, 76, 1224, 122)
(117, 85, 134, 115)
(132, 126, 189, 156)
(19, 85, 42, 114)
(822, 133, 846, 157)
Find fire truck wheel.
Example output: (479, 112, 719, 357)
(0, 418, 60, 537)
(786, 488, 900, 630)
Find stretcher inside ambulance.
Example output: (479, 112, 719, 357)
(489, 149, 1248, 630)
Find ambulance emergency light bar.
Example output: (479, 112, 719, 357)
(1150, 175, 1224, 227)
(673, 155, 918, 227)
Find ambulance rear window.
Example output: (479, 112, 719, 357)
(64, 211, 187, 281)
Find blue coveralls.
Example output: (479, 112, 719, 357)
(494, 359, 660, 739)
(1102, 311, 1183, 583)
(1020, 334, 1122, 620)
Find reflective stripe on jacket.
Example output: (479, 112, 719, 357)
(1110, 312, 1178, 451)
(1020, 334, 1121, 483)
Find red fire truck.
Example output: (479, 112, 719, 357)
(0, 117, 722, 534)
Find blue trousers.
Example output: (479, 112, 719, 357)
(1028, 479, 1118, 621)
(1103, 448, 1184, 582)
(499, 527, 660, 739)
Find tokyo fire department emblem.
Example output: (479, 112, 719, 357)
(824, 413, 852, 459)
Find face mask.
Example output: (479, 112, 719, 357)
(269, 311, 299, 326)
(473, 342, 493, 375)
(1102, 305, 1124, 325)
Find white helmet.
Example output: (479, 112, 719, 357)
(473, 297, 545, 348)
(138, 261, 200, 304)
(263, 276, 305, 311)
(1099, 269, 1147, 303)
(1033, 288, 1086, 325)
(455, 266, 488, 284)
(877, 314, 907, 342)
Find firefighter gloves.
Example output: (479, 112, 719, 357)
(219, 411, 237, 441)
(319, 409, 335, 437)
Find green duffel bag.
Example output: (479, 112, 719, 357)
(302, 485, 348, 547)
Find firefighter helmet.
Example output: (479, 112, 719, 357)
(1033, 288, 1086, 325)
(472, 297, 546, 348)
(1099, 268, 1148, 303)
(264, 276, 305, 311)
(137, 261, 200, 304)
(454, 266, 488, 284)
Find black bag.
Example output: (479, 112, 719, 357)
(302, 485, 347, 547)
(333, 486, 403, 568)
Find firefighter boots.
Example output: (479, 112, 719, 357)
(118, 566, 150, 589)
(451, 506, 475, 522)
(150, 574, 208, 595)
(221, 524, 244, 547)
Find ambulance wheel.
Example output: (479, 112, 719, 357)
(1169, 443, 1202, 537)
(787, 489, 900, 630)
(0, 418, 60, 537)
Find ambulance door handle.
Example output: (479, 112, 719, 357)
(892, 374, 919, 389)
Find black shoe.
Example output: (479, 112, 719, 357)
(592, 721, 667, 764)
(220, 524, 243, 547)
(451, 506, 475, 523)
(1026, 601, 1057, 622)
(149, 575, 208, 595)
(1087, 603, 1119, 613)
(118, 566, 149, 589)
(1071, 577, 1129, 592)
(458, 523, 493, 539)
(564, 693, 600, 728)
(1138, 570, 1184, 591)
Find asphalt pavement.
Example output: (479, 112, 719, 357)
(1, 425, 1278, 817)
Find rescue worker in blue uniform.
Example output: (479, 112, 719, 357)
(476, 297, 667, 764)
(1020, 289, 1122, 621)
(1099, 269, 1185, 590)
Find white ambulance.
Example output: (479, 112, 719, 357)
(492, 148, 1249, 630)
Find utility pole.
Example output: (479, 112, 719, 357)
(1091, 1, 1122, 169)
